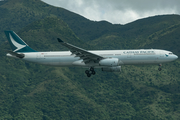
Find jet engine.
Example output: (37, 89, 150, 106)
(102, 66, 121, 72)
(99, 58, 119, 66)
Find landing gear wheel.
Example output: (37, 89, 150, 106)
(91, 71, 96, 75)
(85, 70, 90, 74)
(158, 68, 162, 71)
(90, 67, 94, 71)
(85, 67, 96, 77)
(87, 73, 91, 77)
(158, 64, 162, 71)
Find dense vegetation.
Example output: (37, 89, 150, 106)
(0, 0, 180, 119)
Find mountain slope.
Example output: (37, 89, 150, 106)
(0, 0, 120, 44)
(88, 15, 180, 56)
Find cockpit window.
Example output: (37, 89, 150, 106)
(169, 53, 173, 55)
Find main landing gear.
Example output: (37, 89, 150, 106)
(85, 67, 96, 77)
(158, 64, 162, 71)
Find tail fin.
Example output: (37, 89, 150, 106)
(4, 31, 36, 52)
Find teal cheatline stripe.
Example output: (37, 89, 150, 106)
(4, 31, 37, 52)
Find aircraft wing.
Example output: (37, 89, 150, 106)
(57, 38, 104, 64)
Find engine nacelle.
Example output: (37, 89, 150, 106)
(99, 58, 119, 66)
(102, 66, 121, 72)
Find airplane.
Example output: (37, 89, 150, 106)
(4, 31, 178, 77)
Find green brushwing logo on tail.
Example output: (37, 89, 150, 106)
(4, 31, 37, 52)
(9, 33, 26, 52)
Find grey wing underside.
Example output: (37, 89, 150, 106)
(57, 38, 104, 64)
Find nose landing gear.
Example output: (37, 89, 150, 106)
(158, 64, 162, 71)
(85, 67, 96, 77)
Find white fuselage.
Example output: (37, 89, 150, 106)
(7, 49, 178, 68)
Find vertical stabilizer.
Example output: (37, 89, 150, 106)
(4, 31, 36, 52)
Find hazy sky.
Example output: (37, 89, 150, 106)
(41, 0, 180, 24)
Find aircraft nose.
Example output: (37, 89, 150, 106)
(173, 54, 178, 60)
(175, 55, 178, 59)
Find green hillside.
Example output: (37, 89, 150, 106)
(89, 15, 180, 53)
(0, 0, 118, 44)
(0, 0, 180, 119)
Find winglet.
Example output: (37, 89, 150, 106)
(57, 38, 64, 43)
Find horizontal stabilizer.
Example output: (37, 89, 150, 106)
(6, 50, 25, 58)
